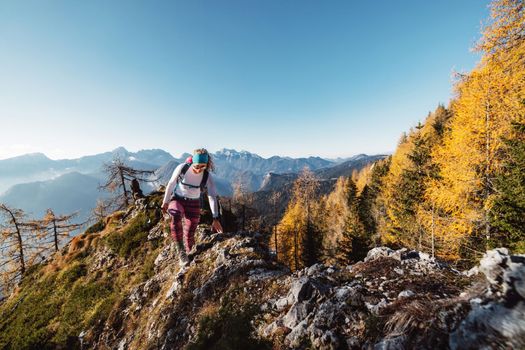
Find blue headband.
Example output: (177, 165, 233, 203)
(193, 153, 208, 164)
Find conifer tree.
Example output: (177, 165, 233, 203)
(490, 121, 525, 252)
(232, 180, 254, 231)
(357, 185, 374, 235)
(476, 0, 525, 55)
(100, 155, 155, 209)
(277, 202, 302, 270)
(378, 105, 452, 255)
(0, 204, 27, 277)
(322, 177, 366, 265)
(269, 191, 282, 259)
(431, 104, 453, 138)
(41, 209, 84, 252)
(0, 204, 43, 293)
(302, 213, 322, 267)
(276, 168, 321, 270)
(91, 199, 114, 222)
(358, 158, 391, 243)
(425, 0, 524, 260)
(294, 168, 321, 268)
(340, 178, 367, 263)
(382, 124, 433, 248)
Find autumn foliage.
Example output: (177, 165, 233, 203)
(280, 0, 525, 265)
(372, 0, 525, 262)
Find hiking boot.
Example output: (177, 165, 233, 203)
(179, 249, 189, 265)
(175, 241, 189, 265)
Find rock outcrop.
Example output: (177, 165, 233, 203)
(0, 194, 523, 349)
(88, 228, 525, 349)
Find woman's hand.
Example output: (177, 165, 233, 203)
(212, 219, 223, 233)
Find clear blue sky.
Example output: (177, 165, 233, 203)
(0, 0, 490, 160)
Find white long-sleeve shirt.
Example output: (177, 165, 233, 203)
(162, 163, 219, 218)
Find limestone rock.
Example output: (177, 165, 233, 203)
(365, 247, 394, 262)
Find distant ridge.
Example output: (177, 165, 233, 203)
(0, 148, 386, 229)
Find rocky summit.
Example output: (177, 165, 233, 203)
(0, 193, 523, 350)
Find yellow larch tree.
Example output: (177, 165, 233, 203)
(425, 0, 525, 260)
(322, 176, 366, 265)
(275, 168, 322, 271)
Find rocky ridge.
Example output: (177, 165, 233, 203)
(0, 194, 523, 349)
(88, 203, 525, 349)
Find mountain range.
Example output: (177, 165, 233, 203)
(0, 148, 387, 226)
(0, 147, 172, 194)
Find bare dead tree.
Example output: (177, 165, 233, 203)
(99, 155, 155, 209)
(41, 209, 84, 252)
(232, 180, 254, 231)
(91, 199, 114, 222)
(0, 204, 28, 274)
(0, 204, 43, 293)
(270, 191, 282, 259)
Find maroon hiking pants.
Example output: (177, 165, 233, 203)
(167, 197, 201, 253)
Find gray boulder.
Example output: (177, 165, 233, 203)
(365, 247, 394, 262)
(449, 249, 525, 350)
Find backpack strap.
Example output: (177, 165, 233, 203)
(177, 162, 209, 190)
(200, 170, 209, 191)
(178, 163, 191, 183)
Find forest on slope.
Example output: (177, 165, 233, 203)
(272, 0, 525, 270)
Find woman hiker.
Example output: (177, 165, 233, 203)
(161, 148, 223, 264)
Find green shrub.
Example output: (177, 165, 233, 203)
(0, 271, 119, 349)
(0, 275, 62, 349)
(105, 211, 155, 257)
(54, 278, 113, 344)
(364, 313, 383, 341)
(18, 263, 45, 288)
(188, 291, 271, 350)
(86, 293, 119, 328)
(59, 262, 88, 285)
(85, 220, 106, 234)
(140, 251, 157, 282)
(513, 239, 525, 254)
(0, 200, 164, 349)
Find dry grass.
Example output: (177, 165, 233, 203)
(384, 299, 433, 336)
(197, 301, 220, 319)
(42, 232, 101, 274)
(105, 210, 126, 225)
(351, 257, 401, 279)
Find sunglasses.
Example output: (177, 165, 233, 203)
(193, 164, 207, 170)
